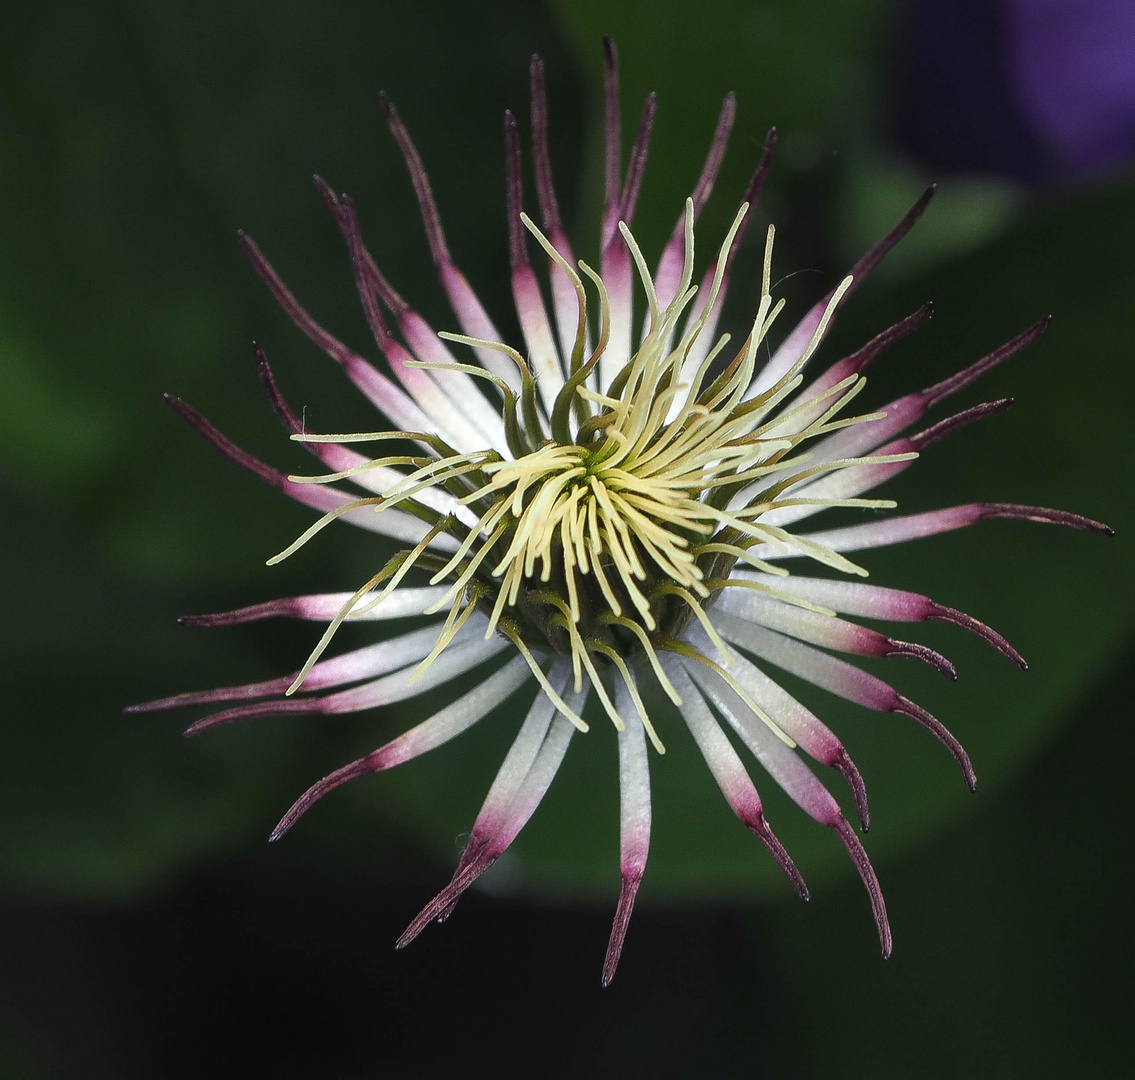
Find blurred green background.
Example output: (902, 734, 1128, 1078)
(1, 0, 1131, 1075)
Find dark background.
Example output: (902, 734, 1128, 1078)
(1, 0, 1132, 1075)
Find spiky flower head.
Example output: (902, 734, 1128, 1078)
(132, 43, 1111, 985)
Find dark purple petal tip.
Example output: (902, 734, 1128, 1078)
(832, 748, 871, 832)
(748, 813, 810, 902)
(979, 503, 1113, 536)
(923, 317, 1051, 407)
(831, 814, 892, 959)
(884, 638, 958, 680)
(836, 186, 937, 304)
(602, 872, 643, 987)
(269, 753, 383, 842)
(892, 695, 977, 791)
(910, 398, 1014, 451)
(927, 603, 1028, 669)
(396, 855, 494, 951)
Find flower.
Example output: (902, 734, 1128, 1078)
(131, 42, 1111, 985)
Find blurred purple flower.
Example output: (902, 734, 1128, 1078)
(1004, 0, 1135, 179)
(894, 0, 1135, 182)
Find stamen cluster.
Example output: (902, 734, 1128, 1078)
(279, 205, 905, 753)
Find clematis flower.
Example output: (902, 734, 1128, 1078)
(131, 43, 1110, 985)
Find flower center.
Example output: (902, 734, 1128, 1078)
(275, 202, 909, 750)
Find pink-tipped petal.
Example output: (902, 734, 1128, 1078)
(162, 395, 443, 548)
(334, 195, 492, 453)
(379, 95, 513, 382)
(336, 247, 509, 449)
(731, 571, 1027, 670)
(748, 188, 937, 399)
(397, 705, 580, 950)
(237, 230, 431, 434)
(437, 659, 574, 923)
(379, 93, 451, 271)
(663, 656, 809, 897)
(682, 626, 871, 830)
(882, 639, 957, 680)
(601, 37, 621, 228)
(805, 302, 936, 403)
(132, 621, 477, 715)
(927, 603, 1028, 669)
(178, 586, 448, 629)
(183, 633, 507, 737)
(603, 677, 652, 986)
(505, 111, 566, 410)
(602, 873, 644, 988)
(681, 126, 778, 372)
(831, 814, 892, 958)
(255, 348, 471, 520)
(529, 56, 587, 365)
(766, 303, 935, 440)
(715, 615, 974, 787)
(528, 56, 564, 238)
(923, 317, 1051, 408)
(909, 398, 1015, 451)
(841, 186, 936, 304)
(715, 589, 955, 678)
(892, 694, 977, 791)
(680, 660, 891, 954)
(810, 318, 1048, 466)
(776, 502, 1112, 559)
(616, 92, 656, 233)
(268, 655, 532, 841)
(653, 93, 736, 310)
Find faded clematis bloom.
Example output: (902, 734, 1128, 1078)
(132, 43, 1110, 984)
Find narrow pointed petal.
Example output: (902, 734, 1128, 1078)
(178, 586, 450, 629)
(130, 621, 482, 715)
(654, 93, 736, 310)
(505, 110, 567, 410)
(268, 655, 532, 841)
(616, 93, 656, 233)
(811, 318, 1050, 464)
(682, 625, 871, 830)
(603, 677, 652, 986)
(184, 634, 508, 737)
(255, 349, 472, 521)
(163, 395, 449, 549)
(663, 656, 809, 894)
(334, 194, 497, 453)
(681, 660, 891, 956)
(771, 502, 1113, 560)
(733, 571, 1028, 669)
(237, 230, 433, 434)
(681, 127, 778, 372)
(380, 94, 516, 384)
(714, 589, 956, 678)
(397, 681, 583, 950)
(318, 186, 511, 444)
(747, 188, 937, 399)
(764, 302, 935, 440)
(758, 398, 1014, 530)
(530, 55, 588, 365)
(437, 657, 575, 922)
(598, 92, 657, 387)
(601, 37, 621, 235)
(714, 614, 976, 788)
